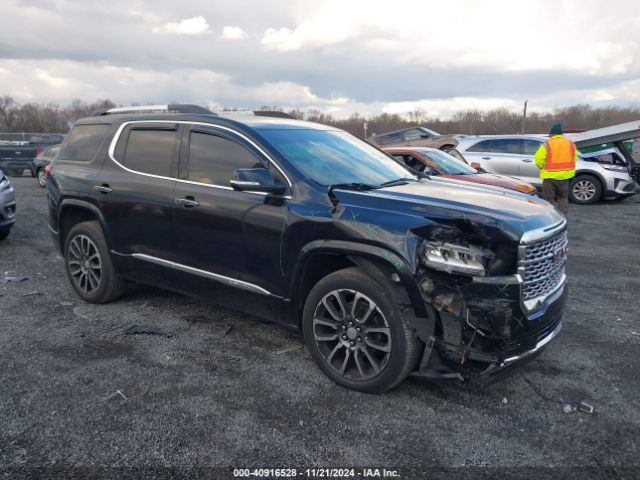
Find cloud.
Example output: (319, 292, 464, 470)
(152, 16, 210, 35)
(219, 26, 248, 40)
(0, 0, 638, 118)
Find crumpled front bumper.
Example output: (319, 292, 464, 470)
(413, 270, 567, 386)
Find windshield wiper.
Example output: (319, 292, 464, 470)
(378, 177, 416, 188)
(327, 183, 378, 206)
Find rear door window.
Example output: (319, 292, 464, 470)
(121, 128, 178, 177)
(188, 131, 263, 186)
(489, 139, 524, 154)
(377, 132, 402, 145)
(57, 124, 110, 162)
(403, 129, 425, 141)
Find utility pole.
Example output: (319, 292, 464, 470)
(521, 100, 528, 134)
(363, 121, 368, 139)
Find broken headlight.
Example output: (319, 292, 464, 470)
(419, 242, 493, 276)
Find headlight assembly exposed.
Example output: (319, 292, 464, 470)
(419, 241, 493, 276)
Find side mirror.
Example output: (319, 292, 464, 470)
(230, 168, 287, 195)
(419, 134, 430, 139)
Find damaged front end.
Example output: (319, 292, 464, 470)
(411, 218, 568, 386)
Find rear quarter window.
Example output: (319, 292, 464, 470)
(57, 124, 110, 162)
(121, 128, 178, 178)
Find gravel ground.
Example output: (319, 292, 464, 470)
(1, 177, 639, 479)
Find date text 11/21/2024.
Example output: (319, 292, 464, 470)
(232, 468, 401, 478)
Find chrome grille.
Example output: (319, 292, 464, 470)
(519, 229, 567, 301)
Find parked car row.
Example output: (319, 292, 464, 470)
(0, 133, 64, 180)
(455, 135, 637, 204)
(371, 122, 639, 204)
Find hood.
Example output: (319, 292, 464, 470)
(439, 172, 536, 194)
(332, 178, 562, 242)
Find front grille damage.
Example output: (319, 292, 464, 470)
(413, 224, 568, 385)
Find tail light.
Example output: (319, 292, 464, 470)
(35, 147, 44, 157)
(44, 163, 53, 182)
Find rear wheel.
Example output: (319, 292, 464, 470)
(302, 267, 420, 393)
(64, 221, 127, 303)
(440, 144, 455, 152)
(569, 175, 602, 204)
(37, 168, 46, 187)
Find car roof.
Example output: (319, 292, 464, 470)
(372, 126, 437, 138)
(75, 112, 336, 132)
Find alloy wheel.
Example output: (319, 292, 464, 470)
(573, 180, 596, 201)
(37, 170, 46, 187)
(67, 234, 102, 294)
(312, 289, 391, 381)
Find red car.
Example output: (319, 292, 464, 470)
(384, 147, 537, 195)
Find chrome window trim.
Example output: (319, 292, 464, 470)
(131, 253, 272, 296)
(106, 120, 293, 194)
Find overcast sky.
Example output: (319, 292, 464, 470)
(0, 0, 638, 118)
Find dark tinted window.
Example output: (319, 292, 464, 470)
(377, 132, 402, 145)
(490, 139, 523, 154)
(188, 132, 262, 185)
(466, 140, 491, 153)
(57, 124, 109, 161)
(403, 129, 425, 141)
(523, 139, 543, 155)
(122, 129, 177, 177)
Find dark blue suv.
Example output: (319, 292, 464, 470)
(47, 105, 567, 392)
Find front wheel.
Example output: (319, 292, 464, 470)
(569, 175, 602, 204)
(302, 267, 420, 393)
(37, 168, 47, 187)
(64, 221, 127, 303)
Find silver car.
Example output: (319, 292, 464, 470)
(0, 169, 16, 240)
(456, 135, 636, 204)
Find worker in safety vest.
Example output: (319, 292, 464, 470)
(533, 123, 577, 215)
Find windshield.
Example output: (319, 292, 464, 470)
(420, 150, 477, 175)
(260, 129, 416, 186)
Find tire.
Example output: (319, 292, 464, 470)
(0, 226, 10, 241)
(63, 221, 127, 303)
(302, 267, 420, 393)
(439, 144, 455, 152)
(36, 168, 46, 187)
(569, 175, 602, 204)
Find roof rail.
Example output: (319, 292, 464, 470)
(252, 110, 295, 119)
(94, 104, 215, 116)
(220, 109, 295, 119)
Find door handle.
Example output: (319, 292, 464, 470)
(521, 159, 533, 163)
(176, 197, 199, 208)
(93, 184, 112, 194)
(482, 156, 491, 160)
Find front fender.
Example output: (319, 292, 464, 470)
(292, 239, 427, 319)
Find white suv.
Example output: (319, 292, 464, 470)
(456, 135, 636, 204)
